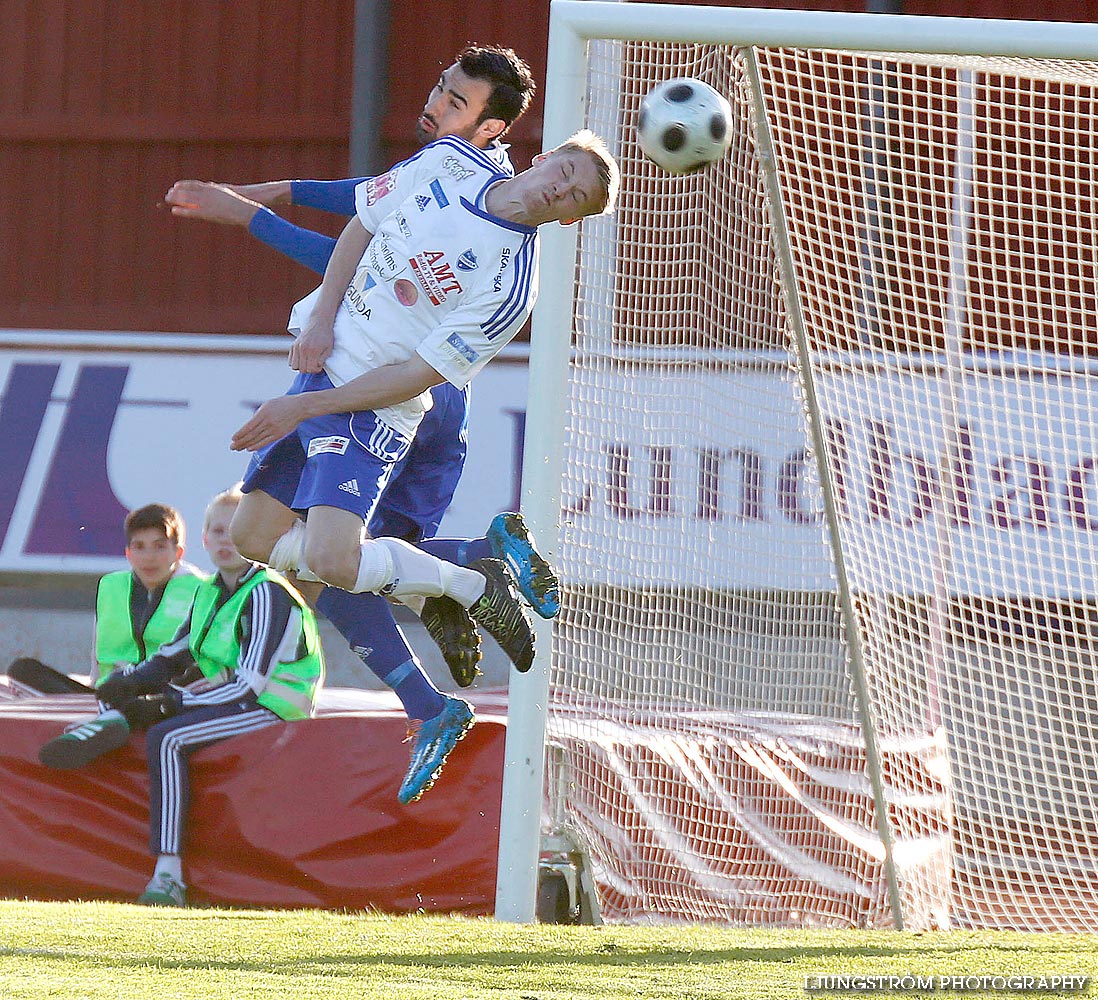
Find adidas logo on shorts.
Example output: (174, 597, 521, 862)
(338, 479, 361, 497)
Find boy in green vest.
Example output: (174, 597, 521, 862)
(40, 486, 325, 907)
(8, 503, 203, 696)
(92, 503, 205, 685)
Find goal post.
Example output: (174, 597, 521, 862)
(497, 1, 1098, 929)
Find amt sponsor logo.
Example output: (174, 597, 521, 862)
(409, 251, 462, 305)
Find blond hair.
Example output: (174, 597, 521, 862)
(203, 483, 244, 531)
(553, 128, 620, 217)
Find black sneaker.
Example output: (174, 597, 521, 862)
(421, 596, 482, 688)
(467, 558, 535, 673)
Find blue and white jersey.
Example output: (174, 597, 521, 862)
(288, 135, 538, 438)
(484, 138, 515, 175)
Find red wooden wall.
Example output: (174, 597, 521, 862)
(1, 0, 1096, 335)
(0, 1, 356, 335)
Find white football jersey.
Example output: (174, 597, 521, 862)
(288, 136, 538, 438)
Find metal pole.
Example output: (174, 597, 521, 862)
(742, 47, 907, 931)
(349, 0, 391, 175)
(494, 4, 587, 923)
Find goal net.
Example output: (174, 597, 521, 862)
(501, 3, 1098, 930)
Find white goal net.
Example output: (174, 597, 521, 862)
(502, 3, 1098, 930)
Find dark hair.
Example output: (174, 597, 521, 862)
(457, 44, 535, 131)
(124, 503, 185, 547)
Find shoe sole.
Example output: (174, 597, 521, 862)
(468, 559, 535, 673)
(136, 892, 185, 907)
(421, 596, 482, 688)
(399, 711, 476, 805)
(38, 722, 130, 770)
(488, 513, 560, 620)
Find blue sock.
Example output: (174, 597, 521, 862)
(316, 588, 445, 722)
(419, 535, 492, 566)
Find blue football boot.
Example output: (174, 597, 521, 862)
(399, 696, 475, 805)
(486, 512, 561, 619)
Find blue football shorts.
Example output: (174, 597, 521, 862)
(241, 371, 412, 521)
(368, 381, 470, 543)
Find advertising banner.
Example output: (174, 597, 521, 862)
(0, 332, 527, 575)
(560, 357, 1098, 596)
(6, 333, 1097, 598)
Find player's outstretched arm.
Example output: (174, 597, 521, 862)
(227, 179, 364, 271)
(288, 178, 364, 215)
(164, 179, 338, 275)
(231, 356, 444, 453)
(165, 177, 363, 216)
(222, 180, 293, 207)
(164, 180, 263, 226)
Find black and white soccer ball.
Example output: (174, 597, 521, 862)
(636, 77, 733, 174)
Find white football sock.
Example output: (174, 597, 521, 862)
(267, 520, 306, 573)
(372, 537, 444, 598)
(371, 537, 487, 606)
(351, 538, 397, 593)
(267, 520, 322, 582)
(441, 564, 488, 609)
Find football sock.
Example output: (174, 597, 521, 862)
(267, 519, 306, 573)
(418, 535, 493, 566)
(351, 538, 397, 593)
(366, 537, 487, 607)
(370, 537, 451, 598)
(438, 563, 488, 609)
(316, 588, 445, 722)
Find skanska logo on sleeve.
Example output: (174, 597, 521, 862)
(444, 333, 480, 368)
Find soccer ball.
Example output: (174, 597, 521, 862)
(636, 77, 733, 174)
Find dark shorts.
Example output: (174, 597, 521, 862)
(368, 381, 470, 542)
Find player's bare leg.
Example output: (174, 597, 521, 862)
(273, 505, 481, 803)
(230, 490, 301, 565)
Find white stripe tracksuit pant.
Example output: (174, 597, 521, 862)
(146, 699, 281, 857)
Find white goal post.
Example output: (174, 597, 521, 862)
(497, 1, 1098, 928)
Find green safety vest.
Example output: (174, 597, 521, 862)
(188, 567, 323, 721)
(94, 570, 204, 684)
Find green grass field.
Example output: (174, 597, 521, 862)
(0, 901, 1096, 999)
